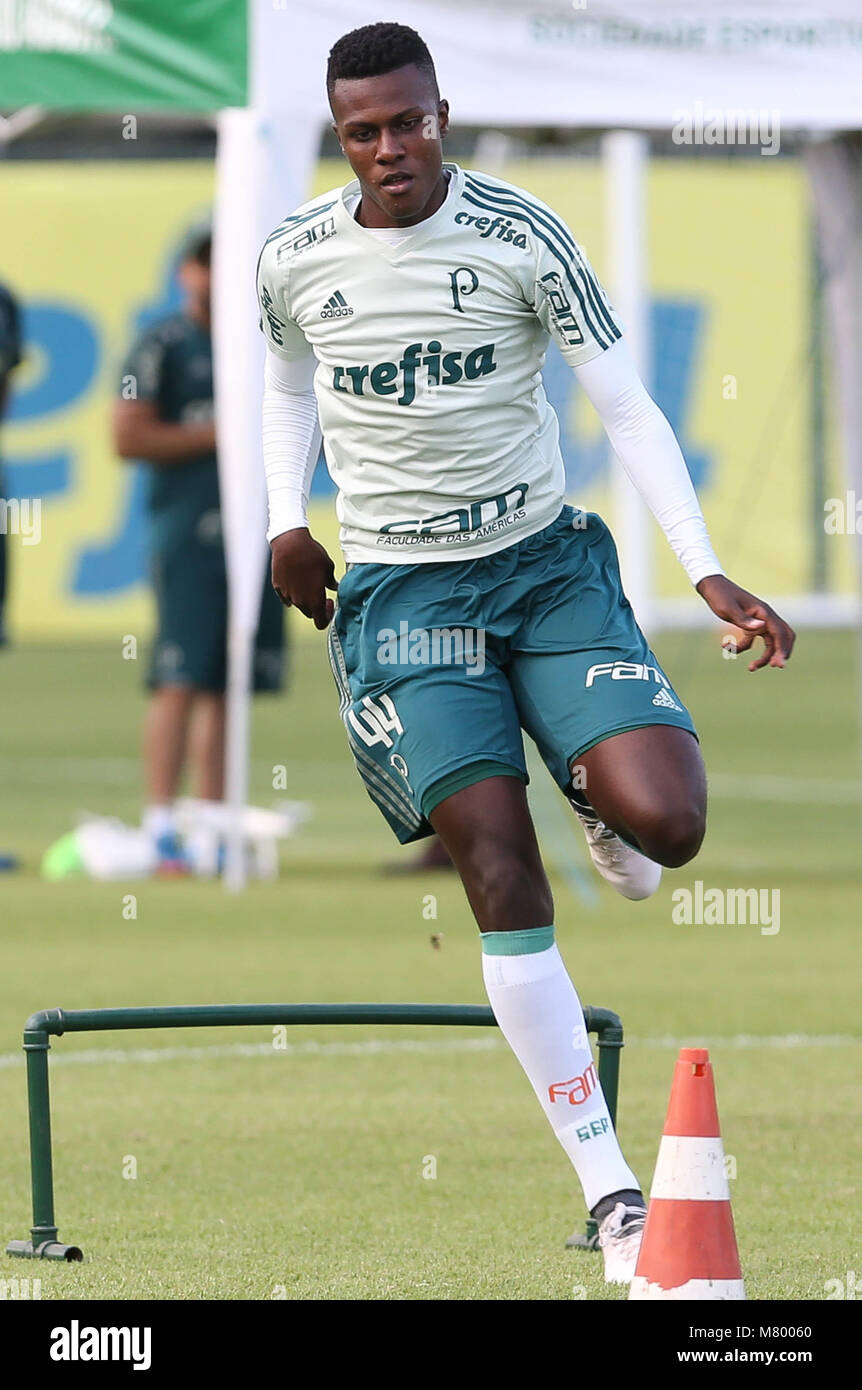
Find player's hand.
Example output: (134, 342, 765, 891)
(270, 527, 338, 630)
(695, 574, 796, 671)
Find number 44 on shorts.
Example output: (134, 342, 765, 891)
(347, 694, 405, 749)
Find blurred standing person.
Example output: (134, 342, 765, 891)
(0, 279, 23, 874)
(0, 280, 23, 648)
(114, 225, 285, 872)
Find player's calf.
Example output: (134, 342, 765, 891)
(431, 776, 554, 933)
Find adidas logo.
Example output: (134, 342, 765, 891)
(320, 290, 354, 320)
(652, 687, 682, 711)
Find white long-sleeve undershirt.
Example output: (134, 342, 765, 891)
(261, 340, 723, 586)
(261, 348, 320, 543)
(573, 339, 723, 586)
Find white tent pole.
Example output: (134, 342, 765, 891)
(604, 129, 652, 632)
(215, 0, 327, 892)
(803, 136, 862, 831)
(213, 108, 269, 892)
(223, 629, 253, 891)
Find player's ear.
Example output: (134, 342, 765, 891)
(437, 100, 450, 139)
(331, 120, 343, 152)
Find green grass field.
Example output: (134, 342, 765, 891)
(1, 628, 860, 1300)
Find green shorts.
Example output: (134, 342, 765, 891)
(148, 539, 285, 694)
(328, 506, 696, 843)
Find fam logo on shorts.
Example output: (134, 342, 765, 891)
(584, 660, 682, 711)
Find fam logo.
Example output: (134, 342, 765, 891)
(379, 483, 528, 543)
(548, 1060, 598, 1106)
(538, 271, 585, 348)
(332, 340, 496, 407)
(585, 661, 670, 690)
(454, 212, 529, 248)
(276, 215, 337, 263)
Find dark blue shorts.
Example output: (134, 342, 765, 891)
(328, 506, 695, 843)
(148, 539, 285, 694)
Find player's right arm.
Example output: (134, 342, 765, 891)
(113, 400, 216, 464)
(113, 328, 215, 465)
(257, 239, 337, 630)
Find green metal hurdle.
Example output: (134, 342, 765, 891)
(6, 1002, 624, 1262)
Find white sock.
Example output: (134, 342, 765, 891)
(481, 926, 640, 1212)
(142, 804, 175, 841)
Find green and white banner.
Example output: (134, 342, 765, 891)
(0, 0, 247, 109)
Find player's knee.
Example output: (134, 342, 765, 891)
(637, 800, 705, 868)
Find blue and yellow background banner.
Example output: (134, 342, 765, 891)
(0, 157, 848, 640)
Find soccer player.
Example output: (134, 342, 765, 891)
(257, 23, 795, 1282)
(115, 225, 286, 873)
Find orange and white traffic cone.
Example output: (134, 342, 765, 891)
(629, 1047, 745, 1300)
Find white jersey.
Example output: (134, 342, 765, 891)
(256, 162, 622, 563)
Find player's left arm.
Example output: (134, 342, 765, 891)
(523, 217, 794, 671)
(574, 340, 795, 671)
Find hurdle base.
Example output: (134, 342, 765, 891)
(565, 1218, 599, 1251)
(6, 1235, 83, 1262)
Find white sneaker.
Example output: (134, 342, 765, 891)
(570, 801, 662, 901)
(597, 1202, 647, 1285)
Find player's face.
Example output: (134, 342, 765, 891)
(330, 64, 449, 227)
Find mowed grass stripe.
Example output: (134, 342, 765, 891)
(1, 1032, 859, 1071)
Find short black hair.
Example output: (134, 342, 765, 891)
(191, 236, 211, 269)
(326, 22, 438, 107)
(179, 221, 211, 267)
